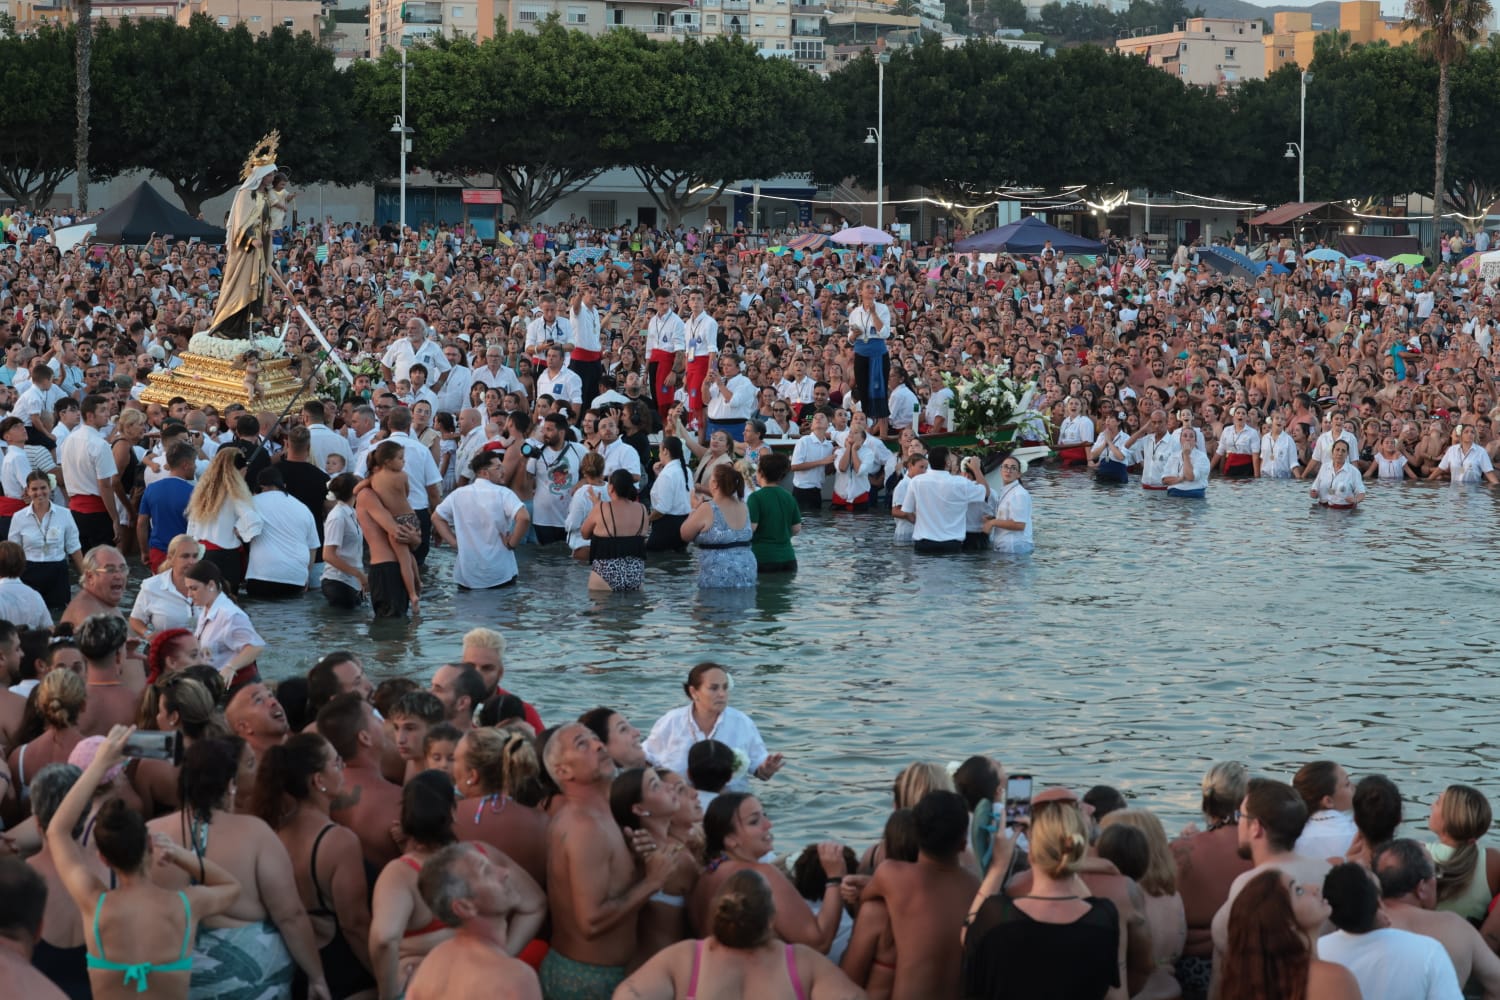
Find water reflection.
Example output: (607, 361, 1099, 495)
(132, 469, 1500, 849)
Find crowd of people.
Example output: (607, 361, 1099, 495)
(2, 203, 1500, 998)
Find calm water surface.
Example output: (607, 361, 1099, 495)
(181, 471, 1500, 850)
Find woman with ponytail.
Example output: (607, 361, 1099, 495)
(143, 627, 203, 686)
(1430, 784, 1500, 922)
(961, 789, 1125, 1000)
(451, 726, 549, 886)
(647, 434, 693, 552)
(7, 667, 86, 803)
(680, 463, 757, 589)
(131, 674, 222, 815)
(250, 733, 375, 999)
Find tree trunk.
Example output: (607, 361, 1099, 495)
(1432, 59, 1451, 264)
(75, 0, 92, 212)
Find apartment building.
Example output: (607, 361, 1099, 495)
(1115, 17, 1265, 88)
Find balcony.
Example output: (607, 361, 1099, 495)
(400, 1, 443, 24)
(672, 20, 700, 31)
(723, 0, 749, 9)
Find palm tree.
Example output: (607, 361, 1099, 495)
(75, 0, 92, 212)
(1404, 0, 1492, 261)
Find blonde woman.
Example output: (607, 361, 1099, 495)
(1430, 784, 1500, 922)
(7, 668, 87, 799)
(185, 449, 261, 597)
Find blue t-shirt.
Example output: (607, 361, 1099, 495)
(139, 476, 194, 552)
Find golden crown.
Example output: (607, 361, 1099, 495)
(241, 131, 281, 179)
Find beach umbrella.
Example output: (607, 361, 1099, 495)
(568, 246, 607, 264)
(830, 225, 893, 246)
(1305, 248, 1346, 262)
(1457, 252, 1482, 272)
(1198, 245, 1289, 280)
(1350, 253, 1383, 264)
(1388, 253, 1426, 268)
(786, 233, 827, 252)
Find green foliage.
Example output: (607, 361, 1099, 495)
(1039, 0, 1198, 43)
(0, 24, 80, 205)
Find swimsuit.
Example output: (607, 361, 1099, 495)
(589, 503, 647, 592)
(684, 939, 808, 1000)
(86, 890, 194, 993)
(303, 823, 376, 999)
(538, 949, 626, 1000)
(400, 856, 449, 937)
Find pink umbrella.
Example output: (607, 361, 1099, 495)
(830, 225, 894, 246)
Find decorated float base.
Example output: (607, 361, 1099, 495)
(140, 335, 305, 412)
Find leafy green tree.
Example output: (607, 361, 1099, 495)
(1404, 0, 1493, 257)
(1443, 44, 1500, 226)
(0, 25, 78, 206)
(988, 0, 1029, 28)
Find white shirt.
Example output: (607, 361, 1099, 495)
(848, 302, 893, 341)
(833, 441, 876, 502)
(187, 497, 261, 549)
(381, 338, 450, 384)
(321, 503, 364, 590)
(684, 312, 718, 362)
(472, 363, 525, 396)
(599, 439, 642, 482)
(195, 591, 265, 671)
(13, 382, 64, 429)
(1058, 414, 1095, 447)
(436, 364, 474, 415)
(528, 441, 585, 528)
(246, 491, 319, 587)
(645, 312, 687, 356)
(989, 481, 1034, 554)
(924, 387, 954, 430)
(571, 305, 602, 354)
(8, 503, 79, 564)
(891, 474, 917, 544)
(537, 366, 583, 407)
(650, 460, 693, 516)
(453, 426, 490, 484)
(59, 422, 116, 501)
(433, 478, 526, 589)
(0, 446, 30, 500)
(1215, 423, 1261, 456)
(1294, 809, 1358, 861)
(1374, 452, 1408, 479)
(1317, 928, 1462, 1000)
(1310, 462, 1365, 505)
(888, 383, 919, 428)
(643, 704, 769, 795)
(789, 434, 834, 490)
(706, 374, 757, 422)
(1260, 431, 1299, 478)
(1311, 428, 1359, 466)
(905, 470, 988, 543)
(525, 314, 574, 355)
(565, 483, 609, 552)
(776, 376, 815, 405)
(353, 432, 441, 510)
(1439, 443, 1494, 482)
(1163, 448, 1210, 491)
(306, 423, 353, 476)
(0, 577, 50, 629)
(129, 569, 198, 635)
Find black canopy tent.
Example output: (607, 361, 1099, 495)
(90, 183, 226, 245)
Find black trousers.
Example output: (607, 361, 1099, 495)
(571, 357, 602, 411)
(415, 507, 432, 567)
(321, 577, 363, 609)
(74, 509, 114, 556)
(369, 561, 409, 618)
(21, 559, 69, 609)
(792, 486, 823, 513)
(645, 514, 688, 552)
(914, 538, 963, 554)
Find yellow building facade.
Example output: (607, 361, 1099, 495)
(1263, 0, 1424, 74)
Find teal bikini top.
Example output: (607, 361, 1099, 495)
(86, 889, 195, 993)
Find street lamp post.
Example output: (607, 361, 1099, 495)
(863, 49, 889, 231)
(390, 58, 414, 252)
(1283, 70, 1311, 204)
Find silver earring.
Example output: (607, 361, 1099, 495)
(317, 783, 327, 793)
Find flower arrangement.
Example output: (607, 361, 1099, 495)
(939, 361, 1044, 442)
(188, 332, 285, 361)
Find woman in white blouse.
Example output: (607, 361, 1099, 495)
(185, 449, 262, 597)
(128, 534, 201, 638)
(185, 558, 266, 687)
(647, 435, 693, 552)
(320, 473, 366, 610)
(9, 470, 82, 609)
(1309, 439, 1367, 509)
(644, 662, 784, 795)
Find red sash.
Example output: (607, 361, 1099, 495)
(1223, 453, 1254, 473)
(1322, 501, 1355, 509)
(1142, 483, 1167, 491)
(832, 493, 870, 510)
(0, 497, 25, 516)
(1058, 445, 1089, 466)
(200, 539, 238, 551)
(569, 347, 602, 362)
(69, 494, 106, 515)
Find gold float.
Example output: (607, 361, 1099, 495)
(139, 352, 307, 412)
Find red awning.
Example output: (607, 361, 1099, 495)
(1249, 201, 1330, 227)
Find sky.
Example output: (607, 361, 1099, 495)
(1237, 0, 1407, 15)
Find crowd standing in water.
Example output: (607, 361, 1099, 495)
(2, 210, 1500, 997)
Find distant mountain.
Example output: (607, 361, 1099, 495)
(1191, 0, 1347, 28)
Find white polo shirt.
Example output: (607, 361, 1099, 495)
(433, 478, 525, 589)
(246, 490, 319, 587)
(904, 469, 987, 543)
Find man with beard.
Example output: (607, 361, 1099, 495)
(526, 413, 585, 546)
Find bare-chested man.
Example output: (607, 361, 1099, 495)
(224, 680, 290, 760)
(405, 844, 545, 1000)
(842, 790, 978, 1000)
(1377, 839, 1500, 996)
(322, 691, 403, 871)
(0, 621, 26, 752)
(74, 614, 144, 738)
(355, 481, 421, 619)
(541, 722, 678, 1000)
(59, 545, 128, 630)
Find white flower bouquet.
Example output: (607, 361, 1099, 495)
(940, 362, 1043, 442)
(187, 332, 286, 362)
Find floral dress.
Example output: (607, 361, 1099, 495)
(695, 502, 756, 589)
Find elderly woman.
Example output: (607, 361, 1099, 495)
(644, 662, 783, 794)
(681, 422, 736, 496)
(1309, 439, 1366, 508)
(185, 449, 261, 597)
(45, 725, 240, 1000)
(9, 470, 83, 610)
(185, 559, 264, 687)
(147, 736, 329, 999)
(1430, 423, 1500, 483)
(689, 794, 847, 955)
(128, 534, 201, 638)
(1168, 761, 1252, 996)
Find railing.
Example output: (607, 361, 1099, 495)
(723, 0, 750, 10)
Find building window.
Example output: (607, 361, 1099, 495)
(567, 5, 586, 22)
(706, 13, 716, 22)
(217, 14, 229, 24)
(775, 17, 784, 26)
(452, 5, 465, 16)
(587, 200, 617, 229)
(754, 17, 764, 26)
(282, 16, 294, 26)
(249, 13, 261, 20)
(517, 8, 538, 20)
(1224, 47, 1235, 58)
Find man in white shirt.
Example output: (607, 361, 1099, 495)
(527, 413, 585, 546)
(59, 393, 119, 554)
(645, 287, 686, 420)
(452, 408, 490, 485)
(381, 316, 451, 387)
(903, 448, 989, 552)
(788, 412, 835, 511)
(432, 449, 530, 590)
(536, 347, 583, 410)
(472, 345, 526, 401)
(597, 415, 641, 485)
(568, 285, 604, 409)
(244, 467, 320, 598)
(682, 290, 718, 430)
(13, 363, 65, 446)
(1317, 862, 1462, 1000)
(703, 355, 756, 443)
(353, 406, 441, 565)
(775, 358, 816, 414)
(345, 405, 378, 472)
(400, 364, 441, 412)
(525, 294, 573, 362)
(435, 343, 474, 415)
(302, 401, 353, 475)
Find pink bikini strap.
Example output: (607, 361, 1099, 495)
(785, 943, 808, 1000)
(685, 938, 704, 1000)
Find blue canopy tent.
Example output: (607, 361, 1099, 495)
(1197, 245, 1289, 280)
(953, 217, 1103, 255)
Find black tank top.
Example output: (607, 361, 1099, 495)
(589, 502, 646, 560)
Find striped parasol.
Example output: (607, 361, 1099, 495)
(786, 233, 827, 251)
(568, 246, 608, 264)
